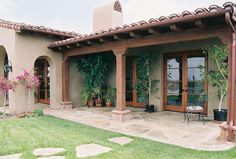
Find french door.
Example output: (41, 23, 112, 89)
(35, 59, 50, 104)
(164, 52, 207, 112)
(126, 57, 147, 107)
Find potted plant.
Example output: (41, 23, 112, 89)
(77, 55, 108, 107)
(104, 88, 116, 107)
(203, 44, 228, 121)
(93, 86, 103, 107)
(81, 85, 95, 107)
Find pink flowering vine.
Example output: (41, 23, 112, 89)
(17, 69, 40, 112)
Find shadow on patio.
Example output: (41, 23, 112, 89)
(44, 107, 235, 151)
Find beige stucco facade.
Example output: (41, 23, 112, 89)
(0, 27, 63, 114)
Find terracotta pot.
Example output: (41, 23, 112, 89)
(106, 101, 112, 107)
(95, 99, 102, 107)
(87, 99, 94, 107)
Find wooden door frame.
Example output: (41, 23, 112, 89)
(163, 51, 208, 113)
(35, 59, 50, 105)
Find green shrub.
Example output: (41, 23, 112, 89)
(34, 109, 44, 117)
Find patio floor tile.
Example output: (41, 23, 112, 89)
(37, 156, 65, 159)
(76, 144, 112, 158)
(108, 137, 133, 145)
(0, 153, 22, 159)
(33, 148, 65, 157)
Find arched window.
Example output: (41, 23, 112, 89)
(34, 59, 50, 104)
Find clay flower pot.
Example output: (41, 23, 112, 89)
(95, 99, 102, 107)
(87, 99, 94, 107)
(106, 101, 112, 107)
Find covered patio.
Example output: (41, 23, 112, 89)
(48, 2, 236, 142)
(44, 107, 235, 151)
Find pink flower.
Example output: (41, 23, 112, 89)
(17, 69, 40, 89)
(0, 77, 17, 94)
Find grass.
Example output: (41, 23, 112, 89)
(0, 116, 235, 159)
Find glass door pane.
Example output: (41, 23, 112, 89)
(166, 56, 183, 106)
(187, 56, 205, 106)
(126, 58, 133, 102)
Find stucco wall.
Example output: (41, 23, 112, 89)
(12, 32, 63, 113)
(0, 28, 16, 109)
(128, 38, 227, 117)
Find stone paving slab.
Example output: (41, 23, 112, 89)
(108, 137, 133, 145)
(0, 153, 22, 159)
(76, 144, 112, 158)
(33, 148, 65, 157)
(37, 156, 65, 159)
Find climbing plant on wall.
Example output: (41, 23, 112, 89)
(134, 53, 160, 103)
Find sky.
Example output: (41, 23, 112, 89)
(0, 0, 231, 34)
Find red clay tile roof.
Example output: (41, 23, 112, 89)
(48, 1, 236, 49)
(0, 19, 80, 38)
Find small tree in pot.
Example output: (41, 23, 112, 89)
(203, 44, 228, 121)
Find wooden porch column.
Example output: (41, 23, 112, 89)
(219, 33, 236, 142)
(60, 56, 72, 109)
(227, 33, 236, 141)
(112, 48, 131, 122)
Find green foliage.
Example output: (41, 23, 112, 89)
(33, 109, 44, 117)
(81, 85, 95, 105)
(202, 44, 228, 110)
(134, 53, 160, 103)
(77, 55, 108, 90)
(77, 55, 108, 102)
(104, 88, 116, 102)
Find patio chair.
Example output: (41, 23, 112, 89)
(184, 105, 205, 125)
(184, 94, 206, 125)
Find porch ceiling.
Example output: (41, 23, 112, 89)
(48, 2, 236, 53)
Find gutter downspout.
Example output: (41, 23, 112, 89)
(225, 11, 236, 142)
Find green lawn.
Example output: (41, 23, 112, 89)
(0, 116, 235, 159)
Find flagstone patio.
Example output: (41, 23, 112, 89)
(44, 107, 235, 151)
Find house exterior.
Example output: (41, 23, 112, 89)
(0, 1, 236, 141)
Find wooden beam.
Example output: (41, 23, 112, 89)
(114, 34, 130, 40)
(195, 20, 206, 28)
(64, 27, 230, 57)
(148, 28, 160, 35)
(66, 45, 72, 49)
(130, 31, 141, 38)
(87, 40, 94, 45)
(170, 24, 182, 31)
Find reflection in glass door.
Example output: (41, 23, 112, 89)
(164, 52, 207, 112)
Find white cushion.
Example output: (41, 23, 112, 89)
(186, 106, 203, 111)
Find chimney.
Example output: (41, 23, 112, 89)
(93, 0, 123, 33)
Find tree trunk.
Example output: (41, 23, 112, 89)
(27, 89, 31, 112)
(218, 94, 224, 111)
(3, 93, 6, 118)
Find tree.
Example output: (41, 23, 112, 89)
(203, 44, 228, 111)
(0, 77, 17, 116)
(17, 69, 40, 112)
